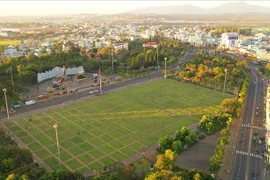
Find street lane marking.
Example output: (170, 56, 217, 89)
(235, 150, 263, 159)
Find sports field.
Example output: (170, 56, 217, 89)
(0, 40, 20, 45)
(4, 79, 230, 173)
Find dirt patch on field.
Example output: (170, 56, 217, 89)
(175, 131, 221, 173)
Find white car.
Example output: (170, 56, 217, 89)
(25, 100, 35, 106)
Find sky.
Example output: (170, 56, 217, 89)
(0, 1, 270, 16)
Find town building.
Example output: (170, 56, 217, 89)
(0, 28, 21, 33)
(257, 49, 270, 62)
(188, 35, 203, 46)
(142, 42, 159, 48)
(220, 32, 239, 48)
(113, 42, 128, 52)
(265, 85, 270, 163)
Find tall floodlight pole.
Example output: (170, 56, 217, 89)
(164, 57, 167, 78)
(3, 89, 9, 119)
(223, 68, 228, 95)
(156, 45, 159, 68)
(99, 68, 102, 94)
(9, 67, 14, 93)
(111, 50, 114, 73)
(53, 123, 61, 169)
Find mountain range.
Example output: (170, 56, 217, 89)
(128, 2, 270, 14)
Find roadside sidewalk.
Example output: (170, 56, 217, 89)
(217, 120, 241, 180)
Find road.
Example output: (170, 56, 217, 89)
(231, 64, 267, 180)
(1, 49, 196, 120)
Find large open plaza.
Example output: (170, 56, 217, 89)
(4, 79, 230, 173)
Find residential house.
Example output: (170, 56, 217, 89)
(113, 43, 129, 52)
(142, 42, 159, 48)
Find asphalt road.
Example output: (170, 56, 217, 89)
(1, 49, 196, 120)
(231, 64, 267, 180)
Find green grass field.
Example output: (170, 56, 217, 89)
(4, 79, 230, 173)
(0, 40, 20, 46)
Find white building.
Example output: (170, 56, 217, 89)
(0, 32, 9, 37)
(220, 32, 239, 48)
(4, 47, 17, 56)
(188, 35, 202, 46)
(130, 35, 142, 41)
(257, 49, 270, 62)
(113, 43, 128, 52)
(0, 28, 21, 33)
(142, 42, 159, 48)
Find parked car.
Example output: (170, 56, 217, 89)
(11, 104, 20, 109)
(25, 100, 35, 106)
(255, 112, 259, 116)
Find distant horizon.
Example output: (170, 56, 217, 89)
(0, 1, 270, 16)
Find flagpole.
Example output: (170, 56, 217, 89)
(99, 68, 102, 94)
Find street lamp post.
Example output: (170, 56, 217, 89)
(223, 68, 228, 95)
(3, 89, 9, 119)
(111, 49, 114, 73)
(164, 57, 167, 78)
(53, 123, 61, 169)
(156, 46, 159, 68)
(9, 67, 14, 93)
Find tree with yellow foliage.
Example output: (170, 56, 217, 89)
(155, 149, 177, 170)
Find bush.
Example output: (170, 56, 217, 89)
(198, 134, 205, 140)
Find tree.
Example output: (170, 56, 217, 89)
(158, 135, 173, 152)
(221, 98, 235, 113)
(188, 131, 197, 142)
(1, 158, 16, 173)
(0, 145, 9, 162)
(206, 122, 214, 134)
(122, 165, 135, 179)
(39, 170, 84, 180)
(199, 115, 212, 129)
(155, 149, 176, 170)
(220, 129, 231, 137)
(20, 174, 30, 180)
(226, 117, 233, 128)
(209, 154, 222, 173)
(184, 136, 193, 146)
(175, 126, 190, 142)
(172, 140, 183, 153)
(29, 167, 46, 179)
(10, 148, 33, 165)
(165, 149, 177, 161)
(217, 137, 229, 146)
(6, 174, 19, 180)
(193, 173, 201, 180)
